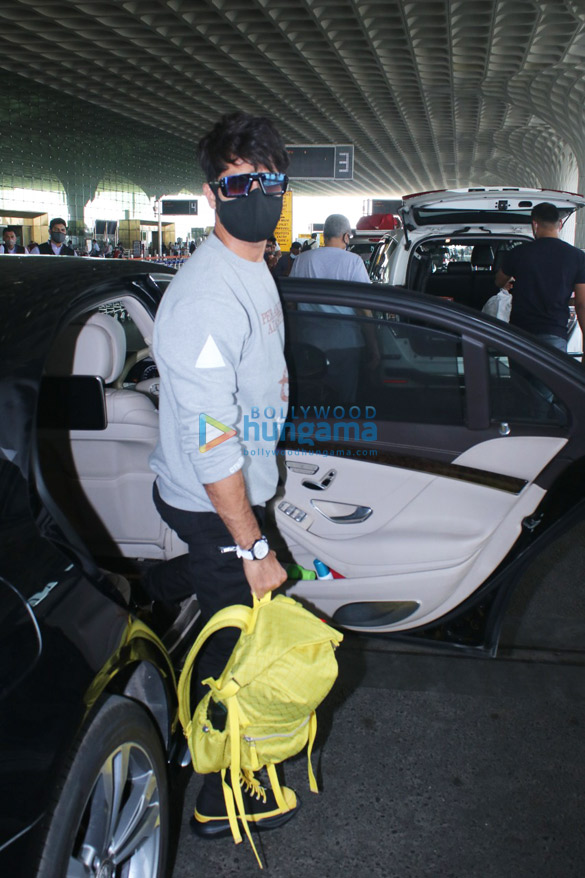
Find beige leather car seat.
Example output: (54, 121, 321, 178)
(41, 311, 186, 560)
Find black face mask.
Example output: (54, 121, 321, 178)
(51, 231, 66, 244)
(215, 188, 283, 243)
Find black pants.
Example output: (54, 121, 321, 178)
(153, 482, 263, 702)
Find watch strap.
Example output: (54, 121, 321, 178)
(236, 535, 269, 560)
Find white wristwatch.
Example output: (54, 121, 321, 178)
(236, 536, 270, 561)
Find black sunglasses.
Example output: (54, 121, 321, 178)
(211, 172, 288, 198)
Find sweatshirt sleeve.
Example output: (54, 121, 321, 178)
(154, 286, 250, 485)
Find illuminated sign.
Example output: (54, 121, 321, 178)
(161, 199, 198, 215)
(286, 145, 354, 180)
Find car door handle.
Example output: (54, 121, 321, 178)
(311, 500, 373, 524)
(285, 461, 319, 475)
(302, 469, 336, 491)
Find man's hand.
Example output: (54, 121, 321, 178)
(243, 551, 288, 599)
(204, 471, 288, 598)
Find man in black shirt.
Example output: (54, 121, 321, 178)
(496, 202, 585, 352)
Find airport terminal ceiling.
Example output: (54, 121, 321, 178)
(2, 0, 585, 233)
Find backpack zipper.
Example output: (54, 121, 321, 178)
(243, 715, 310, 743)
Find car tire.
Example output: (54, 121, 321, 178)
(35, 694, 169, 878)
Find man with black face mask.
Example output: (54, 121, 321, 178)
(38, 218, 76, 255)
(149, 112, 299, 839)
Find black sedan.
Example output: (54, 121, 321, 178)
(0, 257, 195, 878)
(3, 256, 585, 876)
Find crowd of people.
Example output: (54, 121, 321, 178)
(0, 218, 202, 259)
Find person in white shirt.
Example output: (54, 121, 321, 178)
(290, 215, 370, 282)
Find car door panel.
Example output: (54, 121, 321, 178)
(278, 488, 546, 632)
(280, 438, 564, 557)
(276, 448, 547, 629)
(277, 279, 585, 637)
(453, 436, 567, 478)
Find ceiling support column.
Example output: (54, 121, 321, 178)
(574, 163, 585, 249)
(60, 175, 100, 237)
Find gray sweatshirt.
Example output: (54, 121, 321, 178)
(150, 232, 287, 513)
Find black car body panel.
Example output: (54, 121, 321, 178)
(0, 258, 177, 876)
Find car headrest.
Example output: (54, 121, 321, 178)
(45, 312, 127, 384)
(471, 245, 494, 268)
(446, 262, 472, 274)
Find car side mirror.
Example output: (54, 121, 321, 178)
(37, 375, 107, 430)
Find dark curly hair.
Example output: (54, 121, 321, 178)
(198, 112, 289, 182)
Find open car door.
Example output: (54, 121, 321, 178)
(274, 278, 585, 653)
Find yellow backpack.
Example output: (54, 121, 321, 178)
(177, 592, 343, 865)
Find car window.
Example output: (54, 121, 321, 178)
(349, 240, 378, 270)
(286, 302, 570, 435)
(487, 348, 569, 428)
(97, 303, 144, 354)
(286, 307, 465, 426)
(405, 237, 529, 308)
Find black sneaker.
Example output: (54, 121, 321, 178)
(191, 771, 300, 839)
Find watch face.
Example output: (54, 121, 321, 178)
(254, 538, 270, 560)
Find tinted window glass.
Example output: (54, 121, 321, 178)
(97, 302, 144, 352)
(488, 349, 568, 427)
(286, 308, 465, 425)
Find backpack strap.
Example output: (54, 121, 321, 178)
(307, 711, 319, 792)
(266, 763, 289, 811)
(226, 691, 264, 868)
(177, 594, 270, 737)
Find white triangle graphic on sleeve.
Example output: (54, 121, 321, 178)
(195, 334, 226, 368)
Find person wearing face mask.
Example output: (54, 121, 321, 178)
(290, 214, 369, 281)
(148, 112, 299, 839)
(38, 218, 76, 255)
(0, 226, 27, 255)
(273, 240, 302, 277)
(264, 234, 282, 277)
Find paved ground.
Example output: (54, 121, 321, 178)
(169, 522, 585, 878)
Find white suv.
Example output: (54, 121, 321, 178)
(369, 187, 585, 358)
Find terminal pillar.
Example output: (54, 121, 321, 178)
(61, 175, 99, 237)
(575, 163, 585, 249)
